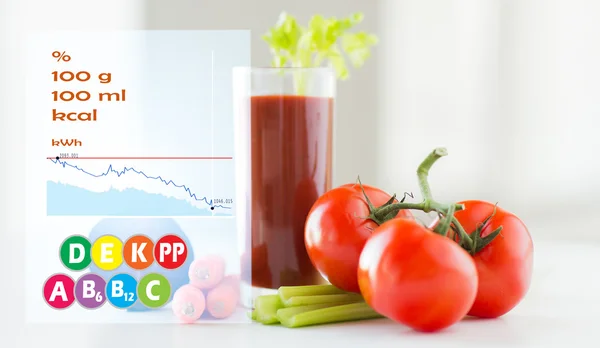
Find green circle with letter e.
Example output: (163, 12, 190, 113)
(60, 235, 92, 271)
(137, 273, 171, 308)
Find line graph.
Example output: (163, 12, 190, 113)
(36, 33, 242, 217)
(49, 157, 231, 209)
(46, 156, 234, 216)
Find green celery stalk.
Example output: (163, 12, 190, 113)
(255, 295, 283, 325)
(276, 303, 343, 320)
(262, 12, 378, 95)
(278, 302, 384, 328)
(278, 284, 346, 302)
(283, 293, 364, 307)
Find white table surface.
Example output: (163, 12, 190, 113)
(9, 240, 600, 347)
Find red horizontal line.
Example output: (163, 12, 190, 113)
(47, 156, 233, 160)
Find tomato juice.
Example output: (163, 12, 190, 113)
(246, 95, 333, 289)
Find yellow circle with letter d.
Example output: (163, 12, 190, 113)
(91, 235, 123, 271)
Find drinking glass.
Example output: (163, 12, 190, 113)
(232, 67, 336, 307)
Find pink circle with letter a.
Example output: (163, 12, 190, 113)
(43, 273, 75, 309)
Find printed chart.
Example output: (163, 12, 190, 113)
(26, 31, 247, 217)
(46, 156, 233, 216)
(25, 30, 250, 324)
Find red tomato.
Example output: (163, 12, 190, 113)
(451, 200, 533, 318)
(358, 218, 478, 332)
(304, 183, 413, 293)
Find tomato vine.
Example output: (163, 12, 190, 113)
(361, 147, 503, 255)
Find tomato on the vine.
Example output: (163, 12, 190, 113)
(357, 218, 478, 332)
(304, 182, 413, 293)
(448, 200, 533, 318)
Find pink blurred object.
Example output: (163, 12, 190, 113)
(172, 284, 206, 324)
(206, 280, 238, 319)
(188, 255, 226, 289)
(220, 274, 240, 303)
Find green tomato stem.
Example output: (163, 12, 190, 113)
(365, 147, 475, 247)
(372, 201, 464, 222)
(433, 204, 456, 237)
(451, 216, 474, 250)
(277, 302, 383, 328)
(415, 148, 474, 246)
(417, 147, 447, 202)
(414, 148, 474, 246)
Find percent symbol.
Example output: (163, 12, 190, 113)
(52, 51, 71, 62)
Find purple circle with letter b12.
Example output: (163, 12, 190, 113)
(75, 273, 107, 309)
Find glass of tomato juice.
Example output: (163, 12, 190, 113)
(232, 67, 335, 306)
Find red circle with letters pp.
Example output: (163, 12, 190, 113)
(154, 234, 188, 269)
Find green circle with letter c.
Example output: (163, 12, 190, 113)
(137, 273, 171, 308)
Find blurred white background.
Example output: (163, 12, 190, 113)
(3, 1, 600, 346)
(2, 0, 599, 243)
(142, 0, 600, 241)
